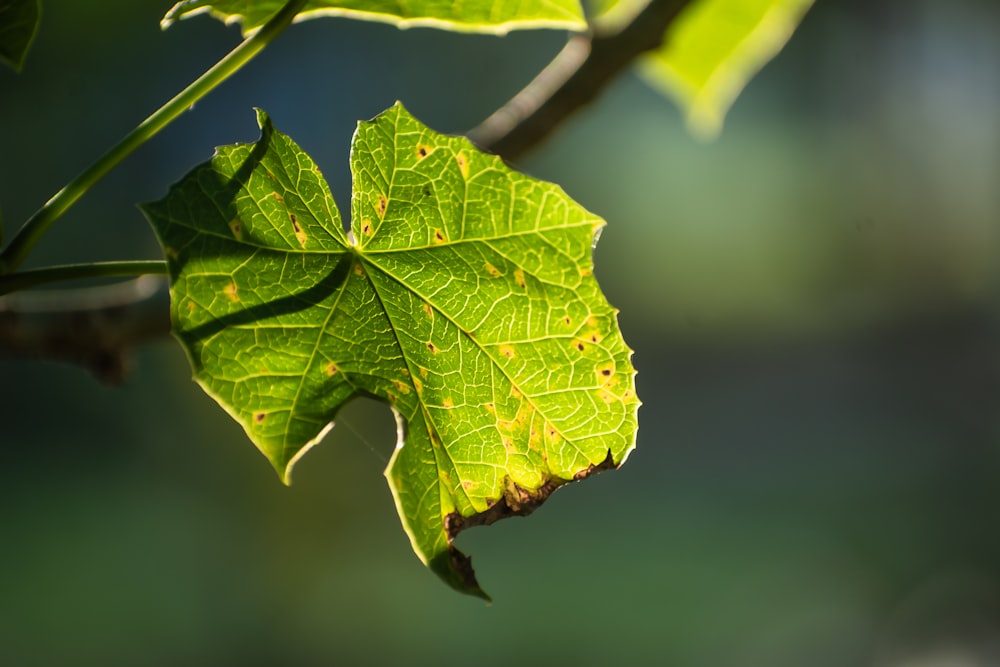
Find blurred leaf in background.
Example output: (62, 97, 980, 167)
(0, 0, 40, 71)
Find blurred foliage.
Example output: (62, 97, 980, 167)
(2, 0, 1000, 665)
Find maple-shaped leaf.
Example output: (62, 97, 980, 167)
(141, 103, 638, 598)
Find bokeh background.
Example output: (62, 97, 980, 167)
(3, 0, 1000, 665)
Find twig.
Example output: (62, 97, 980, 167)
(0, 276, 171, 383)
(469, 0, 694, 160)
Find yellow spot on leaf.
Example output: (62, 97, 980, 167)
(165, 246, 179, 260)
(325, 362, 339, 377)
(597, 388, 619, 405)
(442, 397, 454, 408)
(433, 229, 447, 244)
(456, 152, 469, 179)
(423, 302, 433, 318)
(499, 345, 515, 360)
(391, 379, 411, 395)
(376, 195, 387, 217)
(254, 412, 266, 423)
(417, 144, 433, 159)
(361, 218, 373, 235)
(224, 281, 239, 302)
(514, 269, 526, 289)
(353, 262, 365, 276)
(272, 192, 284, 204)
(228, 219, 243, 240)
(484, 263, 501, 278)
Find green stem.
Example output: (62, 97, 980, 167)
(0, 260, 168, 296)
(0, 0, 308, 275)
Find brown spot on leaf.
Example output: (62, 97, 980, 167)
(433, 229, 446, 243)
(423, 302, 433, 318)
(427, 342, 437, 353)
(575, 341, 585, 352)
(291, 213, 307, 246)
(325, 362, 339, 376)
(499, 345, 515, 360)
(417, 144, 431, 159)
(361, 219, 372, 235)
(387, 392, 398, 403)
(228, 219, 243, 240)
(377, 195, 387, 217)
(484, 263, 501, 278)
(254, 412, 266, 423)
(272, 192, 284, 204)
(564, 316, 571, 326)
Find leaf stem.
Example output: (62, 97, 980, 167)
(0, 0, 308, 275)
(0, 260, 168, 296)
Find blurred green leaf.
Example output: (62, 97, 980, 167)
(162, 0, 586, 35)
(639, 0, 814, 138)
(0, 0, 40, 72)
(141, 103, 637, 598)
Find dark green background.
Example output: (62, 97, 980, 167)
(3, 1, 1000, 664)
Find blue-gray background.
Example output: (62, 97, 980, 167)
(2, 1, 1000, 664)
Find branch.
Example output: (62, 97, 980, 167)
(0, 276, 171, 383)
(469, 0, 694, 161)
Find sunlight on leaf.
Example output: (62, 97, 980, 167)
(0, 0, 40, 72)
(640, 0, 814, 139)
(141, 103, 637, 599)
(162, 0, 586, 35)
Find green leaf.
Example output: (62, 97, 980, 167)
(141, 103, 637, 598)
(639, 0, 814, 139)
(0, 0, 40, 72)
(162, 0, 586, 35)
